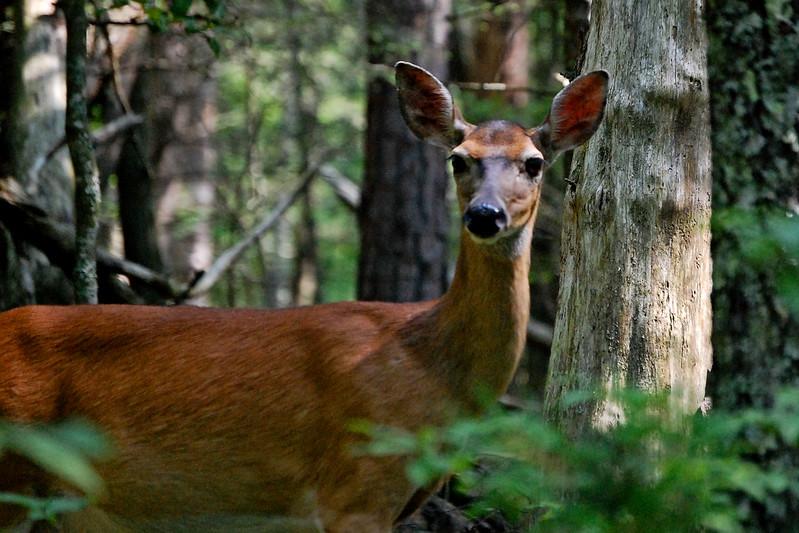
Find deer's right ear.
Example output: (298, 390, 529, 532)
(395, 61, 473, 148)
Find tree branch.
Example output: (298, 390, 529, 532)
(0, 197, 180, 299)
(527, 318, 554, 346)
(29, 113, 143, 181)
(319, 164, 361, 211)
(182, 159, 326, 300)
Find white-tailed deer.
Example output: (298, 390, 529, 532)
(0, 62, 607, 532)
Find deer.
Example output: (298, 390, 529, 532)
(0, 62, 608, 532)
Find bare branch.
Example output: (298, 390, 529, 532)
(183, 158, 326, 300)
(527, 318, 554, 346)
(319, 164, 361, 211)
(0, 197, 179, 299)
(29, 113, 143, 181)
(97, 250, 182, 297)
(92, 113, 144, 143)
(452, 81, 551, 97)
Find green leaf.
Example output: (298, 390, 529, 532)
(7, 425, 106, 497)
(170, 0, 193, 18)
(0, 493, 88, 522)
(206, 35, 221, 57)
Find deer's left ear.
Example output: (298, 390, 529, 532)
(395, 61, 474, 149)
(531, 70, 609, 158)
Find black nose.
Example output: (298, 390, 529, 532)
(463, 203, 507, 239)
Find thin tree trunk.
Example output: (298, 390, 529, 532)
(544, 0, 712, 433)
(64, 0, 99, 304)
(285, 0, 321, 306)
(359, 0, 451, 302)
(115, 66, 164, 293)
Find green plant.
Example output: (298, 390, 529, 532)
(0, 419, 111, 523)
(363, 389, 799, 532)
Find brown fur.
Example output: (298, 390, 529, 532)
(0, 62, 606, 532)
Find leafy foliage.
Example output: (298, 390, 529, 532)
(0, 419, 111, 522)
(93, 0, 233, 54)
(365, 390, 799, 532)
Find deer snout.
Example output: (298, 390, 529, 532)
(463, 203, 507, 239)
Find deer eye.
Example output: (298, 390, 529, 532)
(449, 154, 468, 174)
(524, 157, 544, 178)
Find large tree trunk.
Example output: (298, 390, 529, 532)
(358, 0, 451, 303)
(544, 0, 712, 433)
(706, 0, 799, 527)
(0, 0, 74, 308)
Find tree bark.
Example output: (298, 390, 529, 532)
(63, 0, 99, 304)
(544, 0, 712, 433)
(359, 0, 451, 302)
(0, 0, 74, 309)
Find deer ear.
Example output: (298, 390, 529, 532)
(395, 61, 473, 148)
(533, 70, 609, 157)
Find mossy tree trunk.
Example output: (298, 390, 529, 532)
(64, 0, 100, 304)
(707, 0, 799, 526)
(544, 0, 713, 433)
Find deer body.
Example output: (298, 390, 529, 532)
(0, 63, 607, 532)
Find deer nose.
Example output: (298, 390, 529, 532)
(463, 203, 507, 239)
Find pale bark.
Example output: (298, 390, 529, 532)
(544, 0, 712, 433)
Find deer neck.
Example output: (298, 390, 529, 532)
(412, 224, 533, 409)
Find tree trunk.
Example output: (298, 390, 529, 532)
(706, 0, 799, 527)
(0, 0, 74, 309)
(146, 31, 216, 301)
(359, 0, 451, 302)
(544, 0, 712, 433)
(114, 57, 165, 300)
(64, 0, 99, 304)
(453, 0, 529, 108)
(285, 0, 321, 306)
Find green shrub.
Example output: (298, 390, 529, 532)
(363, 390, 799, 532)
